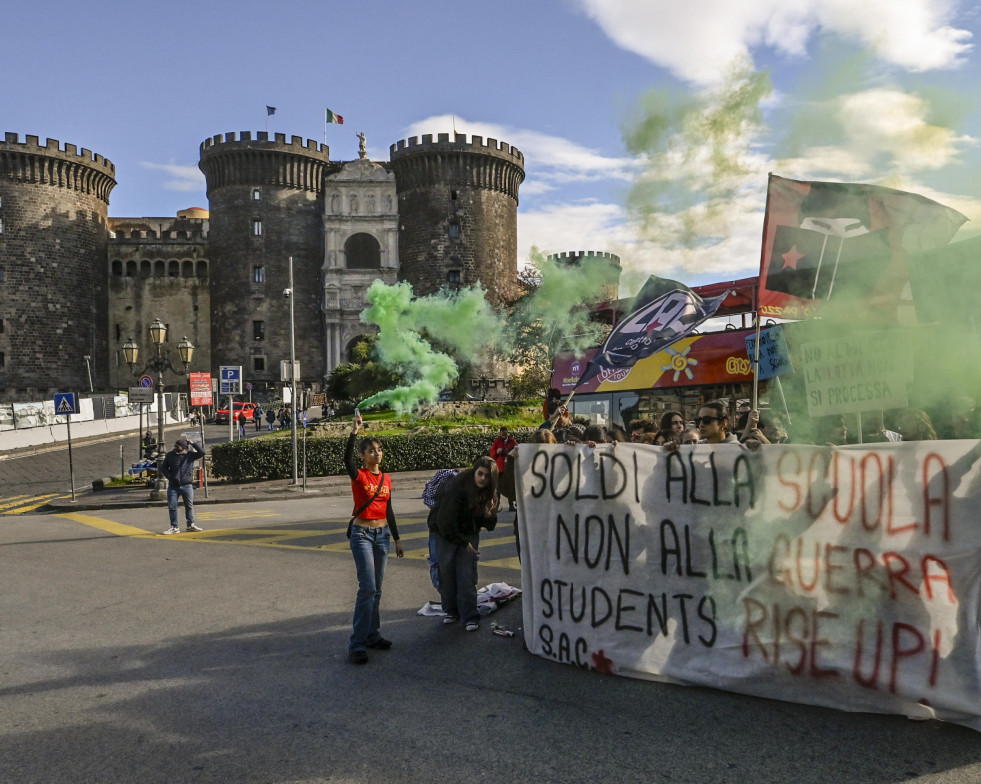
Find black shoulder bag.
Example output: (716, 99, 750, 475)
(346, 473, 387, 539)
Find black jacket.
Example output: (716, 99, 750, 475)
(435, 475, 497, 547)
(161, 442, 205, 487)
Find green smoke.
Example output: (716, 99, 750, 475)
(357, 280, 505, 413)
(623, 63, 771, 247)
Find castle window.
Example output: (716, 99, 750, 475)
(252, 219, 263, 236)
(447, 270, 462, 284)
(0, 318, 4, 333)
(168, 261, 180, 277)
(344, 233, 381, 269)
(112, 260, 123, 276)
(253, 320, 265, 341)
(252, 188, 261, 201)
(182, 260, 194, 277)
(141, 260, 151, 276)
(126, 260, 137, 277)
(154, 261, 165, 276)
(0, 352, 4, 368)
(253, 356, 266, 372)
(253, 265, 265, 283)
(448, 222, 460, 239)
(451, 190, 458, 200)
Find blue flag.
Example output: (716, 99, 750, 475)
(266, 106, 276, 116)
(574, 287, 729, 390)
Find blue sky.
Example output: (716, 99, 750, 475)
(4, 0, 980, 294)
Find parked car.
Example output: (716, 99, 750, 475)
(214, 401, 258, 424)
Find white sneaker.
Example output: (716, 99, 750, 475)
(162, 526, 180, 535)
(186, 523, 203, 532)
(442, 615, 459, 624)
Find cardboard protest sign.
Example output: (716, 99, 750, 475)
(800, 330, 912, 416)
(516, 441, 981, 732)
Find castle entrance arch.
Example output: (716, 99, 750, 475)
(344, 233, 381, 269)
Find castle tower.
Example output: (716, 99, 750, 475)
(389, 133, 525, 307)
(0, 133, 116, 401)
(547, 251, 622, 304)
(199, 132, 332, 388)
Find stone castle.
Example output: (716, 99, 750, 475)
(0, 129, 617, 404)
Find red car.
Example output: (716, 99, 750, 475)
(214, 401, 258, 424)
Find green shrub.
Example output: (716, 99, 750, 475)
(210, 428, 539, 481)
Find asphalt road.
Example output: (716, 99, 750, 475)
(3, 491, 981, 783)
(0, 421, 270, 513)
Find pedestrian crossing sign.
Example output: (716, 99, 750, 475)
(54, 392, 79, 415)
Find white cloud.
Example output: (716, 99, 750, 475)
(578, 0, 972, 83)
(404, 115, 638, 190)
(140, 161, 205, 192)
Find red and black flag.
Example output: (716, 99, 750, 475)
(758, 174, 966, 320)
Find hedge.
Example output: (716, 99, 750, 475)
(210, 428, 538, 481)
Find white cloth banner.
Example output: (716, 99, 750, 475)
(515, 442, 981, 732)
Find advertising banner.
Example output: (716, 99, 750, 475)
(516, 441, 981, 732)
(189, 372, 213, 407)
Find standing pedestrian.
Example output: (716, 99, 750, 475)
(435, 456, 498, 632)
(490, 426, 517, 511)
(266, 407, 276, 431)
(161, 437, 205, 534)
(345, 410, 403, 664)
(237, 410, 247, 439)
(254, 405, 263, 431)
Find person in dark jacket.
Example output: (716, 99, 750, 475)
(161, 437, 206, 534)
(435, 456, 498, 632)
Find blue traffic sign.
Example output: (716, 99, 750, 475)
(139, 375, 153, 388)
(219, 365, 243, 394)
(54, 392, 79, 415)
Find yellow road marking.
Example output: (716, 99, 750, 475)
(195, 509, 280, 521)
(1, 493, 63, 513)
(55, 512, 154, 538)
(52, 514, 520, 569)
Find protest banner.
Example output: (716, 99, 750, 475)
(516, 441, 981, 732)
(800, 330, 912, 417)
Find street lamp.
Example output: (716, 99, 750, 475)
(122, 319, 195, 500)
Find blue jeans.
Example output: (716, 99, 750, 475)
(349, 524, 390, 651)
(427, 531, 441, 591)
(167, 483, 195, 527)
(436, 532, 479, 623)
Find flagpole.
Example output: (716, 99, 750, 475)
(324, 108, 327, 146)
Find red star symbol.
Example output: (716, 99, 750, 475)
(591, 649, 614, 674)
(781, 245, 804, 270)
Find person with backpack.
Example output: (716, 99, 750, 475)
(435, 456, 498, 632)
(422, 468, 459, 591)
(344, 409, 403, 664)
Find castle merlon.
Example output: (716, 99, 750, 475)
(199, 131, 329, 159)
(1, 132, 116, 175)
(390, 133, 524, 166)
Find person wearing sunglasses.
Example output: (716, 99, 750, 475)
(697, 401, 739, 444)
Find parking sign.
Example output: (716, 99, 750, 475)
(219, 366, 242, 395)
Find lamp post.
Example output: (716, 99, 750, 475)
(122, 319, 194, 500)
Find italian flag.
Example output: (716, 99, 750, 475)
(325, 108, 344, 125)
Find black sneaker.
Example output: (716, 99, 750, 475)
(348, 650, 368, 664)
(367, 637, 392, 650)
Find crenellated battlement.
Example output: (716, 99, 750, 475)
(199, 131, 332, 194)
(1, 132, 116, 174)
(548, 250, 622, 266)
(109, 227, 209, 242)
(199, 131, 329, 158)
(390, 132, 524, 166)
(0, 132, 117, 203)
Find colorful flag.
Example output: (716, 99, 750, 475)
(758, 174, 967, 320)
(573, 287, 728, 390)
(325, 107, 344, 125)
(266, 106, 276, 116)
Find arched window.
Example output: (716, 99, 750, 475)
(141, 260, 152, 276)
(168, 261, 180, 277)
(196, 260, 209, 278)
(125, 260, 137, 277)
(182, 260, 194, 277)
(112, 260, 123, 276)
(344, 233, 381, 269)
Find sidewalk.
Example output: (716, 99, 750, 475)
(46, 469, 437, 512)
